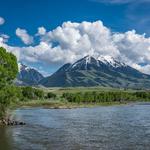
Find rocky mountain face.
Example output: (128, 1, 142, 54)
(16, 63, 44, 86)
(39, 55, 150, 88)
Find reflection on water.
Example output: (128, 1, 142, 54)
(0, 104, 150, 150)
(0, 127, 12, 150)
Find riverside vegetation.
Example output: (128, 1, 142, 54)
(1, 47, 150, 125)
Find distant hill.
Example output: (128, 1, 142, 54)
(39, 55, 150, 89)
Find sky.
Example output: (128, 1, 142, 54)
(0, 0, 150, 76)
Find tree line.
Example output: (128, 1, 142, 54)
(62, 91, 150, 103)
(19, 86, 56, 101)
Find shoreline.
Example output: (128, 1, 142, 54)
(1, 101, 149, 126)
(12, 100, 137, 109)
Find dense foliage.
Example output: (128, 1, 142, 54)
(0, 47, 18, 119)
(18, 87, 57, 101)
(0, 47, 18, 88)
(21, 87, 44, 100)
(62, 91, 150, 103)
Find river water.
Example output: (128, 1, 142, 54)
(0, 104, 150, 150)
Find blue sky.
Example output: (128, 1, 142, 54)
(0, 0, 150, 76)
(1, 0, 149, 40)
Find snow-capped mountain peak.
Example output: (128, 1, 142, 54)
(17, 63, 44, 85)
(41, 54, 150, 88)
(18, 63, 33, 72)
(85, 55, 92, 63)
(68, 55, 127, 71)
(70, 55, 97, 70)
(98, 55, 127, 68)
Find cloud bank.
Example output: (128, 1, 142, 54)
(0, 20, 150, 74)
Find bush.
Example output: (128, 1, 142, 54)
(46, 92, 56, 99)
(21, 87, 44, 100)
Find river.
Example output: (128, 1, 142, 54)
(0, 104, 150, 150)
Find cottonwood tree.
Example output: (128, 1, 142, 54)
(0, 47, 18, 120)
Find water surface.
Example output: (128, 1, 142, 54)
(0, 104, 150, 150)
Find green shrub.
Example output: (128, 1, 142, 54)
(21, 87, 44, 100)
(46, 92, 56, 99)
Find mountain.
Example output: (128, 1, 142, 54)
(40, 55, 150, 89)
(16, 63, 44, 85)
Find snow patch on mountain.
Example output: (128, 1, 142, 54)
(17, 63, 44, 85)
(69, 55, 127, 70)
(98, 55, 127, 68)
(85, 55, 91, 69)
(18, 63, 34, 72)
(71, 55, 91, 69)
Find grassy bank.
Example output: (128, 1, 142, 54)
(8, 86, 150, 109)
(13, 99, 131, 109)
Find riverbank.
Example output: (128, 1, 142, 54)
(1, 100, 149, 126)
(13, 100, 130, 109)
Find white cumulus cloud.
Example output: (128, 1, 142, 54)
(1, 20, 150, 74)
(37, 27, 46, 36)
(16, 28, 33, 45)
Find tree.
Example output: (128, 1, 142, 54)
(0, 47, 18, 88)
(20, 86, 45, 100)
(0, 47, 18, 120)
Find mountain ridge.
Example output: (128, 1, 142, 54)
(16, 63, 44, 86)
(39, 55, 150, 88)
